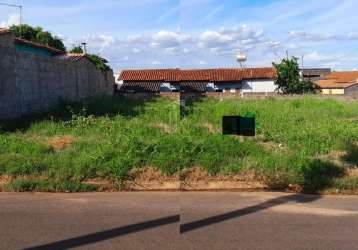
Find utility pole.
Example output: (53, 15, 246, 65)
(0, 2, 23, 37)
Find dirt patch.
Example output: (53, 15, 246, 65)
(82, 179, 114, 191)
(0, 175, 11, 185)
(124, 166, 180, 191)
(0, 175, 12, 191)
(344, 116, 358, 122)
(202, 122, 219, 134)
(115, 166, 266, 191)
(181, 166, 266, 191)
(48, 135, 75, 151)
(326, 150, 348, 158)
(259, 141, 286, 152)
(153, 123, 173, 134)
(348, 168, 358, 177)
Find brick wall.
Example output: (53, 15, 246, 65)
(0, 33, 113, 119)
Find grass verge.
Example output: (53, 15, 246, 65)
(0, 96, 357, 193)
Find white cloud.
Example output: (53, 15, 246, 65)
(152, 60, 162, 65)
(289, 30, 358, 42)
(0, 13, 20, 28)
(198, 30, 233, 48)
(151, 30, 190, 49)
(197, 25, 267, 54)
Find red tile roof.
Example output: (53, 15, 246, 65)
(119, 68, 276, 82)
(120, 82, 162, 93)
(14, 38, 66, 55)
(0, 28, 10, 35)
(315, 71, 358, 88)
(120, 69, 181, 81)
(61, 53, 87, 61)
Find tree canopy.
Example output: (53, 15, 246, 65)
(273, 57, 317, 94)
(69, 46, 84, 54)
(70, 45, 111, 72)
(11, 24, 112, 72)
(11, 24, 66, 51)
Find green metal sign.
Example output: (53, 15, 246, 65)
(222, 114, 256, 136)
(222, 116, 239, 135)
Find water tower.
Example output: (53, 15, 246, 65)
(236, 53, 247, 68)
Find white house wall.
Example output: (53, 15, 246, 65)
(212, 83, 241, 92)
(242, 80, 277, 93)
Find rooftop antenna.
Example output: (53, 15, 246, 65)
(81, 42, 87, 54)
(236, 52, 247, 69)
(0, 2, 22, 37)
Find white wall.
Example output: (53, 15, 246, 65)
(242, 80, 277, 93)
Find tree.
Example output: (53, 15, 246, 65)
(87, 54, 111, 72)
(11, 24, 111, 72)
(11, 24, 66, 51)
(273, 57, 317, 94)
(69, 46, 84, 54)
(70, 45, 111, 72)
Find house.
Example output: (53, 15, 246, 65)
(315, 71, 358, 97)
(118, 67, 277, 94)
(14, 38, 65, 57)
(300, 68, 331, 82)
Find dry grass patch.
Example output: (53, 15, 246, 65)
(48, 135, 75, 151)
(259, 141, 286, 153)
(0, 175, 12, 189)
(202, 122, 219, 134)
(153, 123, 173, 134)
(124, 166, 180, 191)
(181, 166, 266, 190)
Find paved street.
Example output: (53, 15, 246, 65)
(0, 192, 357, 250)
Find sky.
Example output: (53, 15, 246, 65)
(1, 0, 358, 73)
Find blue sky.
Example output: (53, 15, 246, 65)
(1, 0, 358, 72)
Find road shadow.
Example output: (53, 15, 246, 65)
(301, 159, 346, 193)
(0, 96, 159, 132)
(180, 193, 321, 234)
(24, 215, 180, 250)
(342, 142, 358, 167)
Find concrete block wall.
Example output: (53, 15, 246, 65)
(0, 33, 114, 119)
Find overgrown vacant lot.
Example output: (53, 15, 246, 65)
(0, 96, 357, 193)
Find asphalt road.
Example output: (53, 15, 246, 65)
(0, 192, 357, 250)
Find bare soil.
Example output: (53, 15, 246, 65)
(181, 166, 266, 191)
(202, 122, 219, 134)
(153, 123, 173, 134)
(48, 135, 75, 151)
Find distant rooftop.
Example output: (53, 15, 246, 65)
(0, 28, 10, 34)
(316, 71, 358, 88)
(119, 68, 276, 82)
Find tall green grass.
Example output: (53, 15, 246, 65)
(1, 96, 357, 193)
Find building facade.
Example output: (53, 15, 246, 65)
(118, 68, 277, 94)
(315, 71, 358, 97)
